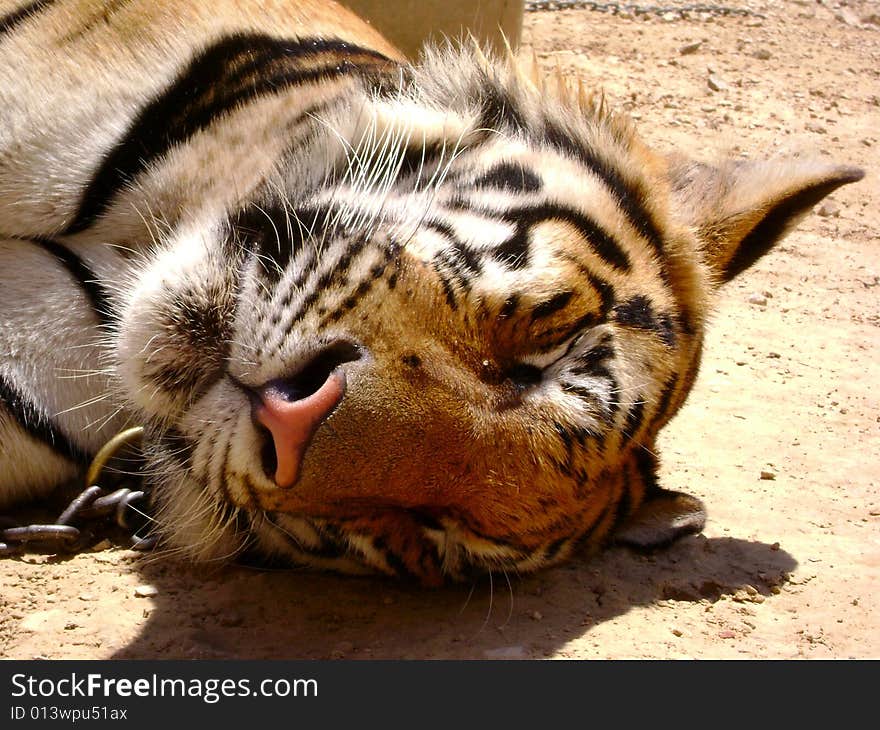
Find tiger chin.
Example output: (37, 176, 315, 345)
(0, 0, 863, 586)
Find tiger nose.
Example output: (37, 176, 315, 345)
(251, 342, 362, 488)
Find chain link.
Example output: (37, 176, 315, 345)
(524, 1, 763, 18)
(0, 426, 156, 557)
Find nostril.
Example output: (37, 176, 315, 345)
(243, 340, 361, 489)
(266, 340, 364, 402)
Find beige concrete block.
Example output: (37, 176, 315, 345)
(338, 0, 524, 58)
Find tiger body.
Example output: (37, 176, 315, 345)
(0, 0, 862, 583)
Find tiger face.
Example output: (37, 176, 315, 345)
(0, 0, 862, 584)
(111, 50, 861, 583)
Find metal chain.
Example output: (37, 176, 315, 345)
(0, 426, 156, 557)
(524, 1, 763, 18)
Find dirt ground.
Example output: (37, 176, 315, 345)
(1, 0, 877, 660)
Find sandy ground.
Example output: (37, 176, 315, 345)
(1, 0, 877, 660)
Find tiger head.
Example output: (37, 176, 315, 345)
(114, 46, 862, 584)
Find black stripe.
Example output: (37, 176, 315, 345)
(370, 535, 415, 580)
(571, 336, 615, 377)
(301, 521, 347, 560)
(614, 295, 656, 330)
(634, 448, 662, 498)
(426, 220, 483, 284)
(59, 0, 136, 43)
(273, 206, 335, 307)
(393, 142, 446, 187)
(473, 162, 541, 194)
(657, 313, 676, 348)
(274, 234, 368, 341)
(235, 204, 316, 286)
(479, 83, 527, 133)
(65, 34, 396, 234)
(499, 294, 519, 319)
(434, 266, 459, 310)
(504, 204, 631, 272)
(447, 242, 483, 280)
(558, 253, 617, 314)
(589, 272, 616, 314)
(553, 420, 574, 454)
(531, 290, 574, 320)
(624, 398, 646, 442)
(572, 358, 615, 385)
(30, 237, 114, 325)
(535, 310, 603, 353)
(0, 0, 55, 37)
(544, 121, 665, 258)
(543, 536, 570, 564)
(614, 296, 676, 347)
(322, 272, 382, 325)
(615, 466, 633, 529)
(423, 225, 467, 310)
(561, 380, 601, 405)
(494, 223, 531, 270)
(0, 374, 90, 463)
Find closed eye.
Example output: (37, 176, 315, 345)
(504, 362, 543, 391)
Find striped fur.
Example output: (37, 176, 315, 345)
(0, 0, 862, 583)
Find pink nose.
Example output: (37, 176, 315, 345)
(253, 370, 346, 488)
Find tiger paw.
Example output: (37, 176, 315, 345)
(614, 489, 706, 551)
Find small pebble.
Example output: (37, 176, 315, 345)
(707, 75, 727, 92)
(134, 584, 159, 598)
(679, 41, 703, 55)
(816, 201, 841, 218)
(760, 470, 776, 481)
(529, 610, 543, 621)
(748, 293, 768, 306)
(718, 630, 737, 639)
(835, 9, 861, 26)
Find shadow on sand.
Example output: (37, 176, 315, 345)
(108, 533, 796, 659)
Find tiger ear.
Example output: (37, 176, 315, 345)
(666, 155, 864, 283)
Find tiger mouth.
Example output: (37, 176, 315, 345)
(238, 507, 575, 585)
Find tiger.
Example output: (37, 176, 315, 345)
(0, 0, 863, 585)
